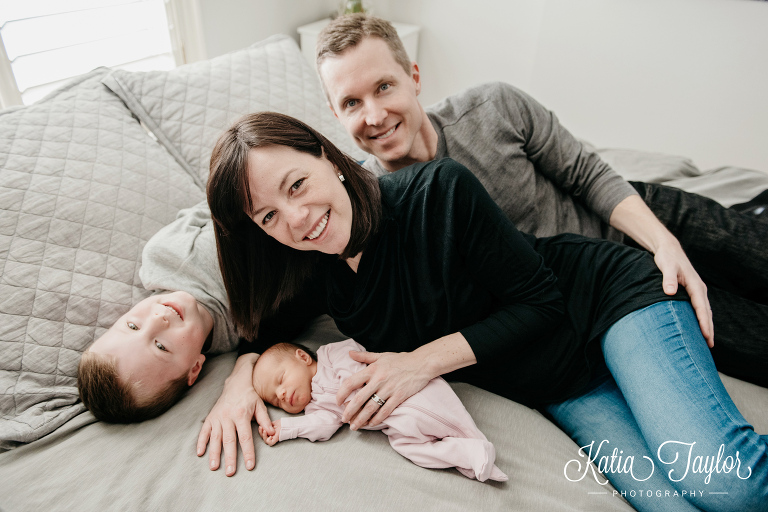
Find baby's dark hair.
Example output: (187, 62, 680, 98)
(262, 342, 317, 361)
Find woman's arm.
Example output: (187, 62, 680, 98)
(196, 353, 272, 477)
(339, 162, 564, 428)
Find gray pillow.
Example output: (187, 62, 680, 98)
(0, 68, 204, 449)
(580, 141, 702, 184)
(102, 34, 366, 188)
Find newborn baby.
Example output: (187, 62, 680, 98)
(252, 339, 507, 482)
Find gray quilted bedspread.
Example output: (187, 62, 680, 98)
(0, 69, 204, 449)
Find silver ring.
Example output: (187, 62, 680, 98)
(369, 393, 386, 407)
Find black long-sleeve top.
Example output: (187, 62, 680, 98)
(325, 159, 688, 406)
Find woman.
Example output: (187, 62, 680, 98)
(207, 112, 767, 511)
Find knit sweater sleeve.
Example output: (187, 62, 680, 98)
(139, 200, 238, 354)
(492, 83, 636, 223)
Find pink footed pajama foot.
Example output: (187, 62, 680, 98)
(454, 439, 508, 482)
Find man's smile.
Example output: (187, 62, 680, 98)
(371, 123, 399, 140)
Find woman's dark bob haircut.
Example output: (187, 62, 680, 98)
(207, 112, 381, 340)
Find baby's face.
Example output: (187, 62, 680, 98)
(252, 349, 316, 414)
(88, 291, 212, 399)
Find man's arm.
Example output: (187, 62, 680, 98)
(494, 84, 713, 343)
(609, 195, 714, 346)
(493, 83, 637, 225)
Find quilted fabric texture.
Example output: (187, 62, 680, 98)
(102, 34, 366, 188)
(0, 69, 204, 449)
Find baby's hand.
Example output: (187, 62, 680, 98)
(258, 420, 281, 446)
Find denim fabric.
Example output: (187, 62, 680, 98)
(629, 182, 768, 387)
(546, 301, 768, 512)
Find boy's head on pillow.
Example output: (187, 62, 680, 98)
(78, 291, 213, 423)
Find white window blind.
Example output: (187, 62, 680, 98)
(0, 0, 177, 105)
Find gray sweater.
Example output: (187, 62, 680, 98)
(139, 200, 238, 354)
(364, 82, 636, 241)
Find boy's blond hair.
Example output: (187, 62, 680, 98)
(77, 351, 189, 423)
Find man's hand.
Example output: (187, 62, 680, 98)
(609, 194, 714, 347)
(258, 420, 281, 446)
(653, 240, 714, 347)
(196, 353, 274, 476)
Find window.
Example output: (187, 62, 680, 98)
(0, 0, 179, 106)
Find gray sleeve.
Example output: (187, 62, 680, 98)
(480, 83, 636, 223)
(361, 154, 388, 177)
(139, 200, 239, 354)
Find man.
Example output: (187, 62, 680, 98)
(314, 13, 767, 386)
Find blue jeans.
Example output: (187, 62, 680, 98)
(545, 301, 768, 512)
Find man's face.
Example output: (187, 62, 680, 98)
(88, 291, 211, 399)
(319, 37, 431, 172)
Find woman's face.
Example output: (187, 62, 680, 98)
(246, 145, 353, 256)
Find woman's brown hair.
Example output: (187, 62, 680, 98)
(207, 112, 381, 340)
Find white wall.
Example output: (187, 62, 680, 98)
(376, 0, 768, 172)
(195, 0, 339, 57)
(194, 0, 768, 172)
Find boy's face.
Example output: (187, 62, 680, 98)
(88, 291, 211, 399)
(319, 37, 429, 172)
(252, 348, 317, 414)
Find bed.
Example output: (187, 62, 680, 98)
(1, 34, 766, 511)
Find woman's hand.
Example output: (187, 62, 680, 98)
(258, 419, 281, 446)
(196, 353, 273, 476)
(336, 350, 433, 430)
(337, 333, 476, 430)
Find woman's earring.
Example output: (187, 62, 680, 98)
(338, 173, 345, 182)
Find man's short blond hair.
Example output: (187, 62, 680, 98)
(316, 13, 412, 89)
(77, 351, 189, 423)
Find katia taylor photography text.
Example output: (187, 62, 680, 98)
(565, 440, 753, 485)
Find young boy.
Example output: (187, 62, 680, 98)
(78, 201, 236, 422)
(252, 339, 508, 482)
(78, 201, 324, 424)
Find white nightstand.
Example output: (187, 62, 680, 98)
(297, 18, 420, 69)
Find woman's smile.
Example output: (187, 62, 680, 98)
(305, 210, 330, 241)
